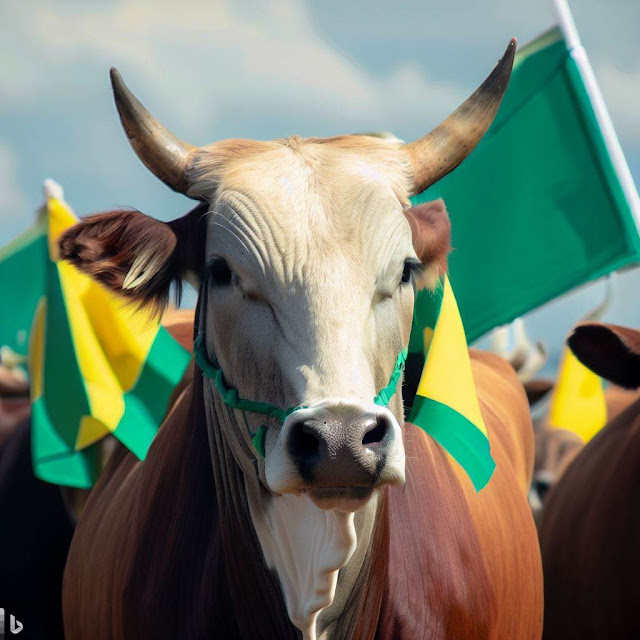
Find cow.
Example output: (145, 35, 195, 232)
(60, 39, 543, 640)
(539, 322, 640, 639)
(489, 319, 637, 522)
(530, 380, 637, 510)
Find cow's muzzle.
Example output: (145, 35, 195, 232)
(265, 401, 405, 511)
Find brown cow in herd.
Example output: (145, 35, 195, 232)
(491, 319, 638, 522)
(539, 322, 640, 639)
(59, 40, 543, 639)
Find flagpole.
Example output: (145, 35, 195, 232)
(552, 0, 640, 232)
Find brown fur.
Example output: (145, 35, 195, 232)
(526, 343, 640, 517)
(531, 385, 638, 480)
(59, 136, 540, 637)
(540, 396, 640, 638)
(63, 348, 542, 639)
(404, 200, 451, 273)
(58, 205, 207, 313)
(603, 384, 640, 421)
(161, 308, 197, 352)
(540, 323, 640, 638)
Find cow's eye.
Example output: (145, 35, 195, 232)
(401, 259, 422, 285)
(208, 258, 233, 286)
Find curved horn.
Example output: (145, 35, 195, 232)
(405, 38, 516, 194)
(109, 68, 197, 195)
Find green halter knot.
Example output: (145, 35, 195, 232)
(194, 333, 407, 458)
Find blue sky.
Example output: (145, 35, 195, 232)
(1, 0, 639, 370)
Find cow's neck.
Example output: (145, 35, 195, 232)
(246, 480, 381, 640)
(204, 382, 387, 640)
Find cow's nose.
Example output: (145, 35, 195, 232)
(285, 410, 393, 487)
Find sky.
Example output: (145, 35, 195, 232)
(1, 0, 639, 372)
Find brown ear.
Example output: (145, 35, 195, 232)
(404, 199, 451, 279)
(568, 322, 640, 390)
(58, 203, 206, 311)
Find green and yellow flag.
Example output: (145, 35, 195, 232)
(409, 277, 494, 491)
(29, 191, 191, 488)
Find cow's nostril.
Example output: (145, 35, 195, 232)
(362, 417, 388, 446)
(289, 422, 321, 458)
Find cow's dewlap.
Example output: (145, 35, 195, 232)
(249, 492, 359, 640)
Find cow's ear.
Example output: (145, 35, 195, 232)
(404, 199, 451, 288)
(568, 322, 640, 390)
(58, 204, 206, 311)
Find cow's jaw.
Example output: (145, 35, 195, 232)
(248, 489, 377, 640)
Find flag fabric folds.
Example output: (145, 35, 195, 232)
(29, 192, 191, 488)
(409, 277, 495, 491)
(411, 25, 640, 346)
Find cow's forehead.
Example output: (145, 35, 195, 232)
(194, 136, 413, 266)
(193, 135, 411, 213)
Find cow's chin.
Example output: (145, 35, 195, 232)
(307, 486, 375, 512)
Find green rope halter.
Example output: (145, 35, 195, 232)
(194, 333, 407, 457)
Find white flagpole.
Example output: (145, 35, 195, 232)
(553, 0, 640, 232)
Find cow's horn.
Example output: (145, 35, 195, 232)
(110, 68, 197, 195)
(404, 38, 516, 195)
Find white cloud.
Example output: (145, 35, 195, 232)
(0, 0, 469, 142)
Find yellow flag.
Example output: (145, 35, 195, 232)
(548, 346, 607, 442)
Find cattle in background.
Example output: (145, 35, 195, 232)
(489, 320, 581, 519)
(490, 318, 638, 522)
(61, 40, 543, 640)
(539, 322, 640, 639)
(529, 378, 637, 510)
(0, 310, 194, 640)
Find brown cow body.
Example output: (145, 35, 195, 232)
(63, 348, 542, 639)
(539, 323, 640, 639)
(59, 40, 543, 638)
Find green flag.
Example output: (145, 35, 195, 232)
(411, 15, 640, 346)
(0, 219, 46, 360)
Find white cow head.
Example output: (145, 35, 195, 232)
(59, 41, 515, 512)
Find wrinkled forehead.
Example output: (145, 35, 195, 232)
(199, 137, 414, 261)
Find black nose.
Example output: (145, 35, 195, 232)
(286, 411, 392, 486)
